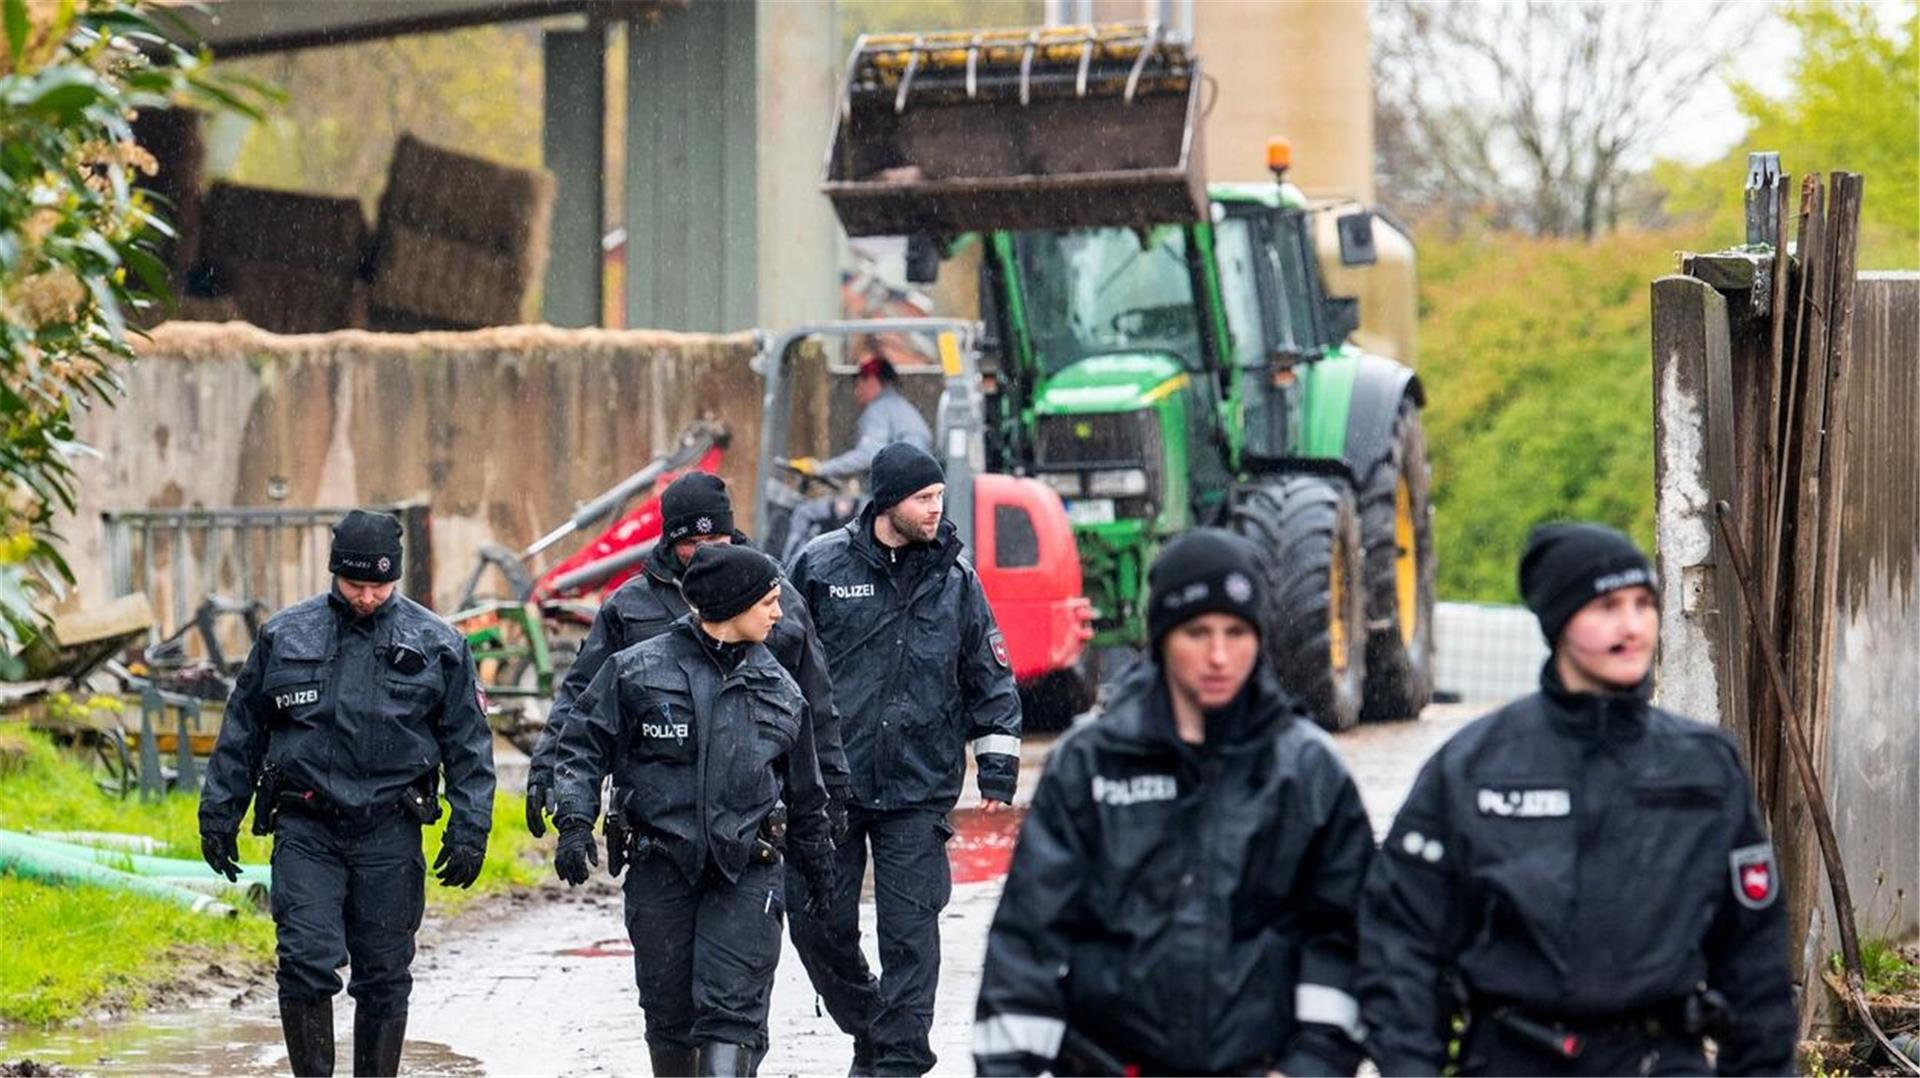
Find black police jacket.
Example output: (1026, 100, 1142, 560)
(528, 538, 849, 799)
(787, 506, 1021, 812)
(550, 617, 833, 884)
(974, 661, 1373, 1077)
(199, 590, 497, 846)
(1357, 663, 1796, 1076)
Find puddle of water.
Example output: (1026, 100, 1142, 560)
(947, 804, 1026, 885)
(0, 997, 485, 1076)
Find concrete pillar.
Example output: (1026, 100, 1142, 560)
(541, 26, 606, 327)
(754, 0, 839, 330)
(625, 1, 759, 332)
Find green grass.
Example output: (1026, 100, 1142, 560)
(1831, 936, 1920, 997)
(0, 720, 547, 1025)
(1416, 224, 1675, 601)
(0, 875, 276, 1026)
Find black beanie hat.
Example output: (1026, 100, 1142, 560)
(661, 472, 734, 544)
(869, 442, 945, 512)
(1147, 528, 1266, 647)
(682, 543, 781, 624)
(330, 509, 403, 583)
(1519, 522, 1656, 644)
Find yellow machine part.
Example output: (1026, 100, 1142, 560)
(1312, 199, 1418, 365)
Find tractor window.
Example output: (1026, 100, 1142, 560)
(1012, 226, 1204, 376)
(1271, 213, 1321, 352)
(1214, 217, 1268, 367)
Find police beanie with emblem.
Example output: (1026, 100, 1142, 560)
(869, 442, 945, 512)
(1147, 528, 1266, 647)
(1519, 522, 1656, 644)
(682, 543, 780, 624)
(661, 472, 734, 544)
(329, 509, 404, 583)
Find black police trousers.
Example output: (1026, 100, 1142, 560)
(794, 806, 951, 1076)
(269, 810, 425, 1018)
(1459, 1014, 1711, 1077)
(785, 856, 881, 1044)
(624, 851, 785, 1051)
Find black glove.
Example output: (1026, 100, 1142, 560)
(604, 812, 631, 879)
(825, 791, 850, 847)
(523, 780, 551, 838)
(200, 830, 240, 882)
(433, 834, 487, 889)
(799, 857, 837, 920)
(554, 820, 599, 886)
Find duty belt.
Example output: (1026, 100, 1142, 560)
(1473, 990, 1729, 1061)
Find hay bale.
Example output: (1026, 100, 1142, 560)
(379, 134, 554, 252)
(226, 260, 368, 334)
(198, 183, 367, 277)
(190, 184, 370, 334)
(368, 133, 554, 327)
(367, 224, 532, 330)
(174, 293, 241, 323)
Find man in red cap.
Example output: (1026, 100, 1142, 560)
(788, 356, 933, 483)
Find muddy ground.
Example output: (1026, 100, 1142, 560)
(0, 705, 1482, 1076)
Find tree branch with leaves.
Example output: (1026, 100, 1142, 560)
(0, 0, 269, 672)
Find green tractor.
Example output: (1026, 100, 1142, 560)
(823, 24, 1434, 729)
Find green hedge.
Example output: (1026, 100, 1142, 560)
(1416, 225, 1675, 601)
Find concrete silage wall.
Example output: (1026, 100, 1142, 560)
(60, 322, 820, 616)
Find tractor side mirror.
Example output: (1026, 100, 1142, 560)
(906, 233, 942, 284)
(1326, 297, 1361, 343)
(1336, 211, 1378, 266)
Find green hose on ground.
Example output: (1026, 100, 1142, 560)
(0, 832, 239, 917)
(2, 828, 271, 888)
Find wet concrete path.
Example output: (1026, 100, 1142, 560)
(2, 704, 1484, 1075)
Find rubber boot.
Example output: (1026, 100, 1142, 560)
(279, 997, 336, 1077)
(695, 1042, 754, 1077)
(351, 1009, 407, 1077)
(649, 1045, 698, 1077)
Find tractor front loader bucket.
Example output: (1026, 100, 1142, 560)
(823, 23, 1206, 236)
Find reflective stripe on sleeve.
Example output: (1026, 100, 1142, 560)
(973, 1012, 1067, 1060)
(972, 734, 1020, 758)
(1296, 983, 1367, 1042)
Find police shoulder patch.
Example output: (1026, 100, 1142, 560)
(1730, 842, 1778, 909)
(989, 630, 1010, 669)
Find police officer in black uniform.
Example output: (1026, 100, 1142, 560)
(1358, 523, 1796, 1076)
(523, 473, 875, 1058)
(974, 529, 1374, 1077)
(199, 510, 496, 1077)
(788, 442, 1023, 1076)
(550, 543, 837, 1077)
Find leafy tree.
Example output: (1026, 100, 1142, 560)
(1654, 0, 1918, 268)
(0, 0, 264, 668)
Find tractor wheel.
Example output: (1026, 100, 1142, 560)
(1229, 475, 1368, 731)
(1358, 397, 1436, 721)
